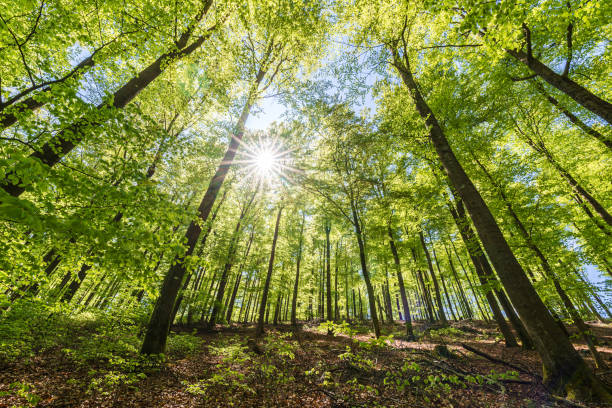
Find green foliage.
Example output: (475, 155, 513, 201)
(317, 320, 358, 339)
(0, 382, 41, 407)
(261, 331, 298, 360)
(166, 330, 204, 358)
(358, 334, 394, 350)
(0, 300, 169, 396)
(0, 0, 610, 404)
(0, 300, 75, 362)
(182, 331, 300, 400)
(427, 327, 464, 342)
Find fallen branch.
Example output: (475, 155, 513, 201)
(460, 343, 540, 379)
(550, 395, 590, 408)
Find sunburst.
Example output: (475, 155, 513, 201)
(234, 134, 300, 187)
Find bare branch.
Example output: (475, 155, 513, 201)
(562, 21, 573, 77)
(509, 74, 537, 82)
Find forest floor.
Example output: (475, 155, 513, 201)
(1, 316, 612, 408)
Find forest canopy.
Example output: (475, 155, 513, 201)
(0, 0, 611, 406)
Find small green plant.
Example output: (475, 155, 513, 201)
(166, 330, 203, 358)
(88, 371, 147, 395)
(183, 367, 255, 396)
(428, 327, 463, 342)
(338, 345, 375, 371)
(184, 336, 255, 399)
(262, 331, 298, 360)
(358, 334, 394, 350)
(0, 382, 41, 407)
(317, 320, 358, 339)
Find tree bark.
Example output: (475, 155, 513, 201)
(324, 221, 332, 322)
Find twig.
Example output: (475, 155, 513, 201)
(551, 395, 590, 408)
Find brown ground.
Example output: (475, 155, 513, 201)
(1, 320, 611, 408)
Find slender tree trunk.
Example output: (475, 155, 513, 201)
(291, 213, 305, 325)
(505, 47, 612, 125)
(358, 288, 363, 320)
(352, 289, 357, 319)
(227, 231, 254, 324)
(238, 272, 253, 323)
(334, 242, 339, 320)
(376, 294, 386, 324)
(256, 204, 283, 336)
(61, 264, 92, 303)
(325, 222, 332, 322)
(273, 293, 282, 326)
(383, 271, 394, 322)
(419, 232, 448, 326)
(395, 294, 403, 320)
(344, 262, 350, 320)
(351, 202, 381, 337)
(530, 80, 611, 151)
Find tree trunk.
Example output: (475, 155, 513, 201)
(334, 242, 339, 320)
(530, 80, 611, 151)
(291, 213, 305, 325)
(358, 288, 363, 320)
(351, 202, 380, 337)
(256, 204, 283, 336)
(419, 231, 448, 325)
(273, 292, 282, 326)
(227, 232, 254, 324)
(392, 50, 609, 399)
(61, 264, 92, 303)
(140, 80, 262, 354)
(325, 221, 332, 322)
(505, 48, 612, 125)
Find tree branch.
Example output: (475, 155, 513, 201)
(562, 21, 573, 77)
